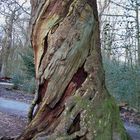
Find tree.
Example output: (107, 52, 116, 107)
(0, 0, 30, 77)
(17, 0, 129, 139)
(108, 0, 140, 66)
(0, 10, 16, 77)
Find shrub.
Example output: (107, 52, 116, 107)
(103, 56, 140, 111)
(12, 46, 35, 93)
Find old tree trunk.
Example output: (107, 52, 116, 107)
(18, 0, 129, 140)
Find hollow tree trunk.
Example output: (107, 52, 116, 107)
(17, 0, 129, 139)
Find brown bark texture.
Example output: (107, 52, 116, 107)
(17, 0, 130, 140)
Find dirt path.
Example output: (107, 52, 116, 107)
(0, 98, 30, 137)
(0, 97, 29, 117)
(0, 111, 27, 138)
(0, 86, 33, 104)
(124, 122, 140, 140)
(0, 85, 33, 138)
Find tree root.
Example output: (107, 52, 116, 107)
(28, 81, 39, 123)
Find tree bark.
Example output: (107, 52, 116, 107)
(17, 0, 129, 139)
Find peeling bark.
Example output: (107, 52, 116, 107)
(17, 0, 130, 140)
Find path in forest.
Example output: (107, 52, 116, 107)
(0, 83, 33, 137)
(124, 122, 140, 140)
(0, 97, 29, 137)
(0, 97, 29, 117)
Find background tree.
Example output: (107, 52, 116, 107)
(0, 0, 30, 77)
(17, 0, 129, 139)
(99, 0, 140, 110)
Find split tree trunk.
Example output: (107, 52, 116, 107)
(18, 0, 129, 139)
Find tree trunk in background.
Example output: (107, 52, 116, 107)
(0, 12, 15, 77)
(18, 0, 129, 139)
(136, 2, 140, 66)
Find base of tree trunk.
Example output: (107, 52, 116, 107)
(18, 91, 130, 140)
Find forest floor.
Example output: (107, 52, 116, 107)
(0, 83, 140, 139)
(0, 85, 33, 138)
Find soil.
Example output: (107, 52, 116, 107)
(0, 85, 33, 138)
(0, 86, 33, 104)
(0, 112, 27, 138)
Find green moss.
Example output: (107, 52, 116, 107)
(73, 93, 130, 140)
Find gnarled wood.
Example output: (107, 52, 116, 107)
(17, 0, 130, 140)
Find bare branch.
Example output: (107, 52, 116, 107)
(110, 0, 135, 10)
